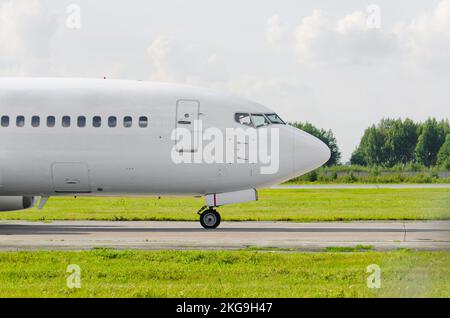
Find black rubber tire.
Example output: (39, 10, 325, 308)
(200, 210, 221, 229)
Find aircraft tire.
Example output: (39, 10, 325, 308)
(200, 209, 221, 229)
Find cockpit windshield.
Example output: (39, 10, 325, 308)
(235, 113, 253, 127)
(265, 113, 286, 125)
(235, 112, 286, 128)
(251, 114, 270, 128)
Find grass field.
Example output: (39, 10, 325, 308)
(0, 189, 448, 222)
(0, 249, 448, 298)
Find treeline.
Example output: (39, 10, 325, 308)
(287, 118, 449, 184)
(290, 118, 449, 170)
(351, 118, 449, 169)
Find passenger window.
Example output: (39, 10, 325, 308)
(235, 113, 253, 127)
(265, 113, 285, 125)
(108, 116, 117, 128)
(16, 116, 25, 127)
(93, 116, 101, 128)
(251, 114, 270, 128)
(47, 116, 56, 128)
(77, 116, 86, 128)
(62, 116, 71, 128)
(139, 116, 148, 128)
(124, 116, 132, 128)
(32, 116, 40, 127)
(1, 116, 9, 127)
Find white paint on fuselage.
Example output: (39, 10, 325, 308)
(0, 78, 330, 197)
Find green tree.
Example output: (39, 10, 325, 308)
(415, 119, 448, 167)
(290, 122, 341, 166)
(437, 134, 450, 168)
(351, 118, 447, 167)
(352, 122, 389, 166)
(350, 146, 366, 166)
(383, 118, 419, 166)
(363, 125, 387, 165)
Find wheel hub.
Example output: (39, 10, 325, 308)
(204, 213, 217, 227)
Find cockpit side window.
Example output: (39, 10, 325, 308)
(265, 113, 286, 125)
(251, 114, 270, 128)
(235, 113, 253, 127)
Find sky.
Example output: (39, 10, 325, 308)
(0, 0, 449, 161)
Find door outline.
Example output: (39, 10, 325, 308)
(51, 162, 91, 193)
(175, 99, 201, 153)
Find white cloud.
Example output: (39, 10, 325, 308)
(336, 11, 368, 34)
(147, 36, 173, 81)
(0, 0, 57, 59)
(294, 10, 333, 64)
(207, 54, 218, 66)
(294, 1, 450, 69)
(294, 9, 399, 66)
(395, 0, 450, 69)
(0, 0, 58, 75)
(266, 15, 288, 46)
(147, 35, 224, 84)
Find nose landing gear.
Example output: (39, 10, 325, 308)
(198, 206, 221, 229)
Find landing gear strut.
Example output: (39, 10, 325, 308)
(198, 206, 221, 229)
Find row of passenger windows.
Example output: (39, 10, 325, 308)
(0, 116, 149, 128)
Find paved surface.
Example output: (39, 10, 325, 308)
(272, 184, 450, 189)
(0, 221, 449, 251)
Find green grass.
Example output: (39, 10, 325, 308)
(0, 250, 448, 298)
(0, 189, 448, 222)
(324, 245, 375, 253)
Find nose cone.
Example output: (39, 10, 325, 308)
(293, 129, 331, 175)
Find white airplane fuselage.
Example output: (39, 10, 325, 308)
(0, 78, 330, 220)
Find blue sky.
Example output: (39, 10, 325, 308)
(1, 0, 449, 160)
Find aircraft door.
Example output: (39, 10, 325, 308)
(52, 163, 91, 193)
(175, 99, 201, 152)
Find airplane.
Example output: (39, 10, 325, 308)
(0, 78, 331, 229)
